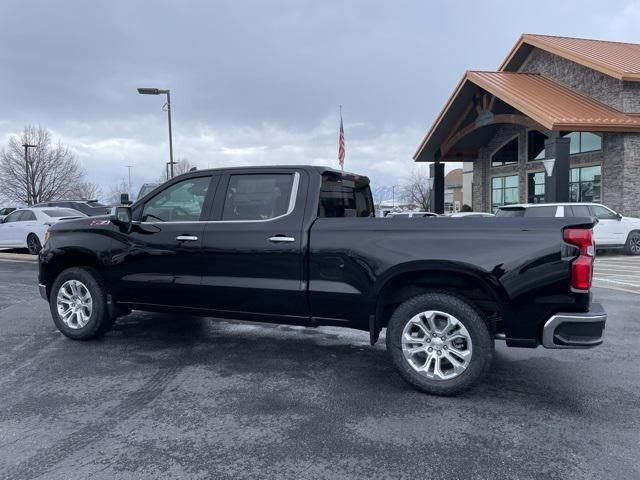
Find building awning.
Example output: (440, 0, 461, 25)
(501, 34, 640, 81)
(414, 71, 640, 163)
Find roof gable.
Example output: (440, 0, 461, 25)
(413, 71, 640, 162)
(500, 34, 640, 81)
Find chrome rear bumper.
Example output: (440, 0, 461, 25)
(542, 303, 606, 349)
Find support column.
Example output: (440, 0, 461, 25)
(543, 134, 570, 203)
(429, 161, 445, 214)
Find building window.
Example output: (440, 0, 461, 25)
(530, 132, 602, 160)
(527, 172, 545, 203)
(491, 137, 518, 166)
(527, 131, 547, 161)
(491, 175, 519, 212)
(570, 165, 601, 203)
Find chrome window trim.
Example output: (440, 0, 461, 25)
(140, 172, 300, 225)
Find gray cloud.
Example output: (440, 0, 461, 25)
(1, 0, 639, 195)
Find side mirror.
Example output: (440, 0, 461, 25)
(617, 212, 623, 220)
(110, 206, 132, 227)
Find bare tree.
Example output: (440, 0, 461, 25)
(402, 167, 431, 212)
(0, 125, 85, 205)
(159, 158, 196, 182)
(69, 181, 103, 201)
(106, 179, 130, 204)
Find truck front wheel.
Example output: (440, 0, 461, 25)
(49, 267, 114, 340)
(386, 292, 493, 396)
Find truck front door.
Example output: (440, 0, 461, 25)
(199, 169, 310, 322)
(110, 174, 218, 308)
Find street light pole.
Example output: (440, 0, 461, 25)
(137, 87, 175, 179)
(165, 90, 174, 179)
(126, 165, 132, 196)
(22, 143, 36, 205)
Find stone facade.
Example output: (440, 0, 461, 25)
(470, 47, 640, 216)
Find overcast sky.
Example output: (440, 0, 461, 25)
(1, 0, 640, 197)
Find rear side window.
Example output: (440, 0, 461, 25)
(524, 206, 558, 217)
(222, 174, 294, 221)
(495, 208, 524, 217)
(43, 209, 84, 217)
(318, 174, 374, 218)
(567, 205, 592, 217)
(21, 210, 36, 221)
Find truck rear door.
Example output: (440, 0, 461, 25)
(198, 168, 310, 322)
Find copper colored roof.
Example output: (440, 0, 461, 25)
(467, 71, 640, 131)
(501, 34, 640, 81)
(413, 71, 640, 162)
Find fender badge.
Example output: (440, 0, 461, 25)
(90, 219, 111, 226)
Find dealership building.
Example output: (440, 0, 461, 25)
(414, 34, 640, 216)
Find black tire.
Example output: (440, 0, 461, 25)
(624, 231, 640, 255)
(49, 267, 113, 340)
(27, 233, 41, 255)
(386, 291, 494, 396)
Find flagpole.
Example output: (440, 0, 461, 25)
(339, 105, 344, 171)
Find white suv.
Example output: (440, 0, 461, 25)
(496, 203, 640, 255)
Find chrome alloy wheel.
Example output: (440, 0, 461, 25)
(401, 310, 473, 381)
(630, 234, 640, 254)
(56, 280, 93, 329)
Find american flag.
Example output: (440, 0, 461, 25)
(338, 107, 345, 170)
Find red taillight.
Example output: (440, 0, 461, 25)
(563, 228, 594, 291)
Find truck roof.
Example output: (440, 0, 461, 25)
(173, 165, 369, 182)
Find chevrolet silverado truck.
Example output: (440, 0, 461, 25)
(38, 166, 606, 395)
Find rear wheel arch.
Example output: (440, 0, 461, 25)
(371, 265, 505, 343)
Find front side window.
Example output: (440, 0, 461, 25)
(222, 174, 294, 221)
(491, 138, 519, 167)
(590, 205, 618, 220)
(3, 211, 24, 223)
(491, 175, 519, 212)
(527, 172, 545, 203)
(318, 174, 374, 218)
(142, 176, 211, 222)
(570, 165, 601, 203)
(566, 205, 592, 217)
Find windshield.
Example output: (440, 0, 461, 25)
(43, 209, 85, 218)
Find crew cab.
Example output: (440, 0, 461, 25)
(497, 203, 640, 254)
(38, 166, 606, 395)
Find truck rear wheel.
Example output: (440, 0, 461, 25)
(386, 292, 493, 396)
(49, 267, 113, 340)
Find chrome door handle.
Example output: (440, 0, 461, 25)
(269, 236, 296, 243)
(176, 235, 198, 242)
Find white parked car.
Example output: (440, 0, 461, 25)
(0, 207, 86, 254)
(496, 203, 640, 255)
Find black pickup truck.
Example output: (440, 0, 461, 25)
(38, 166, 606, 395)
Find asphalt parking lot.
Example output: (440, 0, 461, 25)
(0, 258, 638, 480)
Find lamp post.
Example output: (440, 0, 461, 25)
(137, 87, 175, 179)
(126, 165, 133, 196)
(22, 143, 36, 205)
